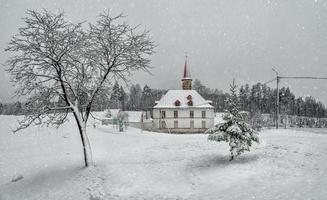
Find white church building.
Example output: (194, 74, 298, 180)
(152, 57, 214, 133)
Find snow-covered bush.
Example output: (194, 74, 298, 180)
(206, 80, 259, 161)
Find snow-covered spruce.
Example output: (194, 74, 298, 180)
(206, 80, 259, 161)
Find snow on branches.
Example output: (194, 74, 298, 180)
(5, 9, 155, 167)
(206, 80, 259, 161)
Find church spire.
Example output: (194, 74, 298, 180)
(183, 54, 190, 78)
(181, 53, 192, 90)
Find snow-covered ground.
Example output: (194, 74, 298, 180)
(0, 115, 327, 200)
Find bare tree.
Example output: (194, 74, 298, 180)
(5, 10, 155, 167)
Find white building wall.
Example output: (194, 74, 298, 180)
(152, 108, 214, 131)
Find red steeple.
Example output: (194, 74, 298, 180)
(181, 53, 192, 90)
(183, 54, 190, 78)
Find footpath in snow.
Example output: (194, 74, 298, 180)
(0, 115, 327, 199)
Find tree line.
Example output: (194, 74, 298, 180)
(1, 79, 326, 118)
(0, 81, 166, 115)
(193, 79, 327, 118)
(100, 81, 167, 111)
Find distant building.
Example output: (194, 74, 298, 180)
(152, 56, 214, 133)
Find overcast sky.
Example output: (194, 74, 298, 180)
(1, 0, 327, 104)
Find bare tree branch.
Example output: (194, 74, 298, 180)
(5, 9, 155, 167)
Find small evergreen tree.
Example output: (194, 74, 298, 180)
(110, 81, 121, 109)
(206, 79, 259, 161)
(140, 85, 152, 110)
(119, 86, 126, 111)
(127, 84, 142, 110)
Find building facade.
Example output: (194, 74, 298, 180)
(152, 57, 215, 133)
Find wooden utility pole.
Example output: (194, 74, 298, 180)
(268, 69, 327, 129)
(272, 68, 279, 129)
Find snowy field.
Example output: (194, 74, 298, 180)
(1, 115, 327, 200)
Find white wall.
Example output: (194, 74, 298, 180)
(153, 108, 214, 130)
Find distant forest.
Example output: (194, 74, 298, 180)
(1, 79, 326, 118)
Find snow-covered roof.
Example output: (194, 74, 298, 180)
(153, 90, 213, 109)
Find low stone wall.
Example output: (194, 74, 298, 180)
(129, 122, 156, 131)
(157, 128, 207, 134)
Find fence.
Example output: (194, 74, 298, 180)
(259, 114, 327, 128)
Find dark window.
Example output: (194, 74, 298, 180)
(174, 120, 178, 128)
(202, 121, 206, 129)
(190, 120, 194, 129)
(161, 111, 166, 118)
(174, 111, 178, 118)
(202, 111, 206, 118)
(190, 111, 194, 118)
(161, 121, 166, 128)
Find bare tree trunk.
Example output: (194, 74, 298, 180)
(229, 155, 234, 161)
(81, 122, 93, 167)
(73, 112, 93, 167)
